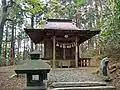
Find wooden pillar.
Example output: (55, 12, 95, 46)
(44, 41, 46, 58)
(79, 44, 82, 58)
(63, 48, 66, 60)
(75, 37, 78, 68)
(53, 36, 56, 68)
(78, 44, 79, 58)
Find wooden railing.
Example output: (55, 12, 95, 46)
(45, 58, 91, 68)
(78, 58, 91, 67)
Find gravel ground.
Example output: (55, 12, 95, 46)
(48, 67, 102, 83)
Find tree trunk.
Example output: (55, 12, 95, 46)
(88, 38, 94, 50)
(0, 0, 13, 65)
(5, 23, 8, 60)
(17, 38, 21, 61)
(0, 0, 7, 60)
(2, 42, 6, 66)
(10, 21, 15, 65)
(23, 39, 26, 60)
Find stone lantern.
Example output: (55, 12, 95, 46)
(15, 51, 51, 90)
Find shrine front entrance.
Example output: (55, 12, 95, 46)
(51, 36, 79, 68)
(55, 47, 75, 68)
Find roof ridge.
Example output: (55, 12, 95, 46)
(47, 19, 72, 22)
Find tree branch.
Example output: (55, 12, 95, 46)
(6, 0, 14, 8)
(6, 18, 13, 22)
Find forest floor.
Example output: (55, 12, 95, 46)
(108, 55, 120, 90)
(0, 58, 119, 90)
(0, 66, 25, 90)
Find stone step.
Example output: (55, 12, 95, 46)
(23, 86, 46, 90)
(51, 86, 116, 90)
(51, 82, 107, 88)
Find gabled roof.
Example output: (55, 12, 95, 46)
(25, 19, 100, 44)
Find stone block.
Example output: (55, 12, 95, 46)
(52, 86, 116, 90)
(51, 82, 107, 88)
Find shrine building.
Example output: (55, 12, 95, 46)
(25, 19, 100, 68)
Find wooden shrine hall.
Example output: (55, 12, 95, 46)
(25, 19, 100, 68)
